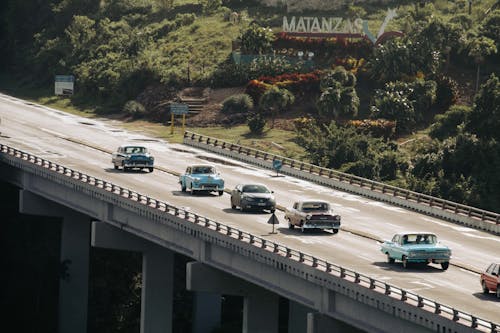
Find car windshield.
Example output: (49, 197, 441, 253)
(301, 202, 329, 212)
(402, 234, 436, 245)
(242, 185, 269, 193)
(192, 166, 215, 174)
(125, 146, 146, 154)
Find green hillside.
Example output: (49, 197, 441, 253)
(1, 0, 499, 212)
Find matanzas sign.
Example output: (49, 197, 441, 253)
(282, 8, 402, 45)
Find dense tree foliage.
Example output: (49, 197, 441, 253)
(295, 120, 407, 180)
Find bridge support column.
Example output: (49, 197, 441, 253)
(307, 312, 346, 333)
(19, 190, 90, 333)
(192, 291, 221, 333)
(91, 221, 174, 333)
(187, 261, 279, 333)
(288, 301, 311, 333)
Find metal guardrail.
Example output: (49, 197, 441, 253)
(0, 143, 498, 333)
(183, 131, 500, 227)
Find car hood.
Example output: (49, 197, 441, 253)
(191, 173, 221, 179)
(126, 153, 151, 157)
(402, 244, 450, 251)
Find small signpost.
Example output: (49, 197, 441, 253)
(169, 103, 189, 134)
(272, 159, 282, 176)
(55, 75, 74, 95)
(267, 213, 279, 234)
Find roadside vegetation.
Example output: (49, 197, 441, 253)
(1, 0, 499, 212)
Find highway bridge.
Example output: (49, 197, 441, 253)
(1, 93, 499, 333)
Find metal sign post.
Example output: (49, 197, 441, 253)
(273, 159, 282, 176)
(267, 213, 279, 234)
(169, 103, 189, 134)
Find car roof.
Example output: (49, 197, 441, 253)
(119, 144, 147, 148)
(190, 164, 215, 168)
(396, 232, 437, 236)
(296, 199, 329, 204)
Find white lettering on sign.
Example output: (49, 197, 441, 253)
(283, 16, 364, 34)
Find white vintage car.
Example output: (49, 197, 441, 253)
(284, 199, 341, 234)
(111, 145, 154, 172)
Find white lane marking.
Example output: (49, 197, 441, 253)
(367, 201, 405, 212)
(356, 254, 374, 262)
(282, 235, 317, 244)
(40, 127, 68, 138)
(409, 281, 434, 290)
(461, 232, 500, 243)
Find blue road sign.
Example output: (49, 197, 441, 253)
(273, 159, 282, 171)
(170, 103, 189, 115)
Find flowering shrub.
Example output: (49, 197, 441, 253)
(273, 32, 373, 59)
(347, 119, 396, 139)
(245, 71, 322, 102)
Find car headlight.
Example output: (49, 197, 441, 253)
(149, 156, 154, 161)
(306, 214, 312, 220)
(193, 177, 201, 183)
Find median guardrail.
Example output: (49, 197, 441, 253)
(1, 143, 498, 333)
(183, 131, 500, 235)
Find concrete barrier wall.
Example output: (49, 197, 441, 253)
(183, 132, 500, 235)
(1, 144, 497, 333)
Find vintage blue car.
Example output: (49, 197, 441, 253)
(111, 145, 154, 172)
(380, 232, 451, 270)
(179, 164, 224, 196)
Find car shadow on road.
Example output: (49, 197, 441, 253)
(221, 208, 272, 215)
(372, 261, 447, 273)
(276, 227, 336, 237)
(471, 292, 500, 302)
(103, 168, 151, 174)
(172, 190, 220, 197)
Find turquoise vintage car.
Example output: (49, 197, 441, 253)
(380, 232, 451, 270)
(111, 145, 154, 172)
(179, 164, 224, 196)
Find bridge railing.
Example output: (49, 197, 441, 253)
(183, 131, 500, 232)
(1, 143, 497, 333)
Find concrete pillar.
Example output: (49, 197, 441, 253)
(19, 190, 90, 333)
(243, 288, 279, 333)
(92, 221, 174, 333)
(192, 292, 222, 333)
(187, 261, 279, 333)
(288, 301, 310, 333)
(307, 312, 345, 333)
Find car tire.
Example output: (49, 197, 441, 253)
(181, 184, 186, 192)
(270, 208, 276, 214)
(481, 280, 489, 294)
(231, 197, 236, 209)
(402, 256, 409, 269)
(441, 262, 449, 270)
(496, 286, 500, 299)
(149, 167, 154, 173)
(332, 229, 339, 234)
(386, 253, 395, 264)
(288, 222, 294, 229)
(218, 190, 224, 196)
(114, 164, 118, 170)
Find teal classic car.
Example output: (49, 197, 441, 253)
(380, 232, 451, 270)
(111, 145, 154, 172)
(179, 164, 224, 196)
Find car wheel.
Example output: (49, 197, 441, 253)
(496, 286, 500, 299)
(441, 262, 449, 270)
(230, 197, 236, 209)
(181, 184, 186, 192)
(113, 164, 118, 170)
(288, 221, 294, 229)
(218, 190, 224, 196)
(481, 280, 489, 294)
(332, 229, 339, 234)
(270, 208, 276, 214)
(149, 167, 154, 173)
(402, 256, 409, 269)
(386, 253, 395, 264)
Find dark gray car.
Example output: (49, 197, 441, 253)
(230, 184, 276, 213)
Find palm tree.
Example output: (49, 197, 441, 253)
(468, 36, 497, 91)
